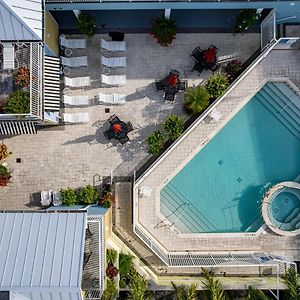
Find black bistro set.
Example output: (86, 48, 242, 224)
(191, 45, 219, 74)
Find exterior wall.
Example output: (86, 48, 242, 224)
(46, 2, 300, 22)
(45, 11, 59, 56)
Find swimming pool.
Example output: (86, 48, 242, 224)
(160, 82, 300, 233)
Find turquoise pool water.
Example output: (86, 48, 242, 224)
(160, 82, 300, 233)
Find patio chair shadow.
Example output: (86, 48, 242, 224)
(26, 192, 43, 209)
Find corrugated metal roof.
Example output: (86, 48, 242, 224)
(0, 212, 86, 290)
(0, 0, 42, 41)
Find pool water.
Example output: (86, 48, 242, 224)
(160, 82, 300, 233)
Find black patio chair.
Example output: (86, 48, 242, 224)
(179, 80, 188, 91)
(208, 62, 220, 73)
(119, 135, 129, 145)
(164, 93, 175, 103)
(126, 121, 134, 132)
(108, 114, 120, 124)
(155, 80, 164, 91)
(170, 69, 180, 77)
(104, 129, 114, 140)
(191, 46, 203, 61)
(192, 62, 205, 74)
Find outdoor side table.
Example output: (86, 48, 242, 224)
(63, 67, 71, 76)
(64, 48, 72, 57)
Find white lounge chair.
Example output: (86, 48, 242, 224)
(2, 43, 15, 70)
(52, 191, 62, 206)
(63, 95, 90, 106)
(209, 108, 222, 121)
(41, 190, 52, 207)
(101, 56, 126, 68)
(64, 76, 91, 88)
(59, 35, 86, 49)
(100, 39, 126, 51)
(101, 74, 126, 86)
(61, 56, 88, 68)
(98, 93, 126, 105)
(63, 112, 90, 124)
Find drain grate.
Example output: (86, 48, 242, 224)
(16, 158, 21, 163)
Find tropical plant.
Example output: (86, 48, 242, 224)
(0, 144, 10, 161)
(128, 273, 152, 300)
(77, 12, 96, 37)
(0, 164, 12, 187)
(99, 192, 115, 208)
(60, 188, 77, 206)
(101, 278, 118, 300)
(247, 286, 270, 300)
(119, 253, 134, 278)
(78, 184, 99, 205)
(146, 130, 165, 155)
(224, 60, 243, 83)
(107, 249, 118, 266)
(172, 281, 198, 300)
(201, 268, 227, 300)
(163, 114, 184, 141)
(205, 74, 229, 100)
(234, 9, 260, 33)
(14, 66, 31, 88)
(184, 86, 210, 115)
(106, 265, 119, 279)
(4, 90, 30, 114)
(151, 16, 176, 46)
(282, 267, 300, 300)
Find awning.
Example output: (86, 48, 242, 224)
(44, 56, 61, 112)
(0, 121, 37, 135)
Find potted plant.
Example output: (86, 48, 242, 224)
(234, 9, 260, 33)
(77, 12, 96, 37)
(146, 131, 164, 155)
(14, 66, 31, 88)
(224, 60, 243, 83)
(163, 114, 184, 141)
(0, 164, 12, 187)
(184, 86, 210, 115)
(0, 144, 10, 161)
(205, 74, 229, 100)
(4, 90, 30, 114)
(99, 193, 115, 208)
(60, 188, 77, 206)
(151, 16, 176, 47)
(78, 184, 99, 205)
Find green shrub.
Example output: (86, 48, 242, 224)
(146, 131, 164, 155)
(4, 90, 30, 114)
(77, 12, 96, 37)
(128, 273, 152, 300)
(224, 60, 243, 83)
(107, 249, 118, 265)
(0, 164, 11, 187)
(61, 188, 77, 206)
(163, 114, 184, 141)
(119, 277, 127, 288)
(101, 278, 118, 300)
(78, 184, 99, 205)
(234, 9, 260, 33)
(119, 253, 134, 277)
(184, 86, 210, 115)
(151, 16, 176, 47)
(205, 74, 229, 100)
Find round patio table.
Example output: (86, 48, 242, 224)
(110, 121, 128, 140)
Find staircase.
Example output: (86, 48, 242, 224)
(255, 82, 300, 139)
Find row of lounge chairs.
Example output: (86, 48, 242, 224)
(63, 93, 126, 106)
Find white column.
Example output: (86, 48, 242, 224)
(73, 10, 81, 19)
(164, 9, 171, 20)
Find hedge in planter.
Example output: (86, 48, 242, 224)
(0, 164, 11, 187)
(4, 90, 30, 114)
(205, 74, 229, 100)
(184, 86, 210, 115)
(146, 131, 164, 155)
(78, 184, 99, 205)
(234, 9, 260, 33)
(151, 17, 176, 47)
(163, 114, 184, 141)
(61, 188, 77, 206)
(77, 12, 96, 37)
(224, 60, 243, 83)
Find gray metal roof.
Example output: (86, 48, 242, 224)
(0, 0, 42, 41)
(0, 212, 86, 290)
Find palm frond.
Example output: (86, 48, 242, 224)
(247, 286, 270, 300)
(282, 268, 300, 300)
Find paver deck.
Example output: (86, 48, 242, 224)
(0, 33, 259, 209)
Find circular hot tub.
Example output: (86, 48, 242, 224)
(262, 182, 300, 236)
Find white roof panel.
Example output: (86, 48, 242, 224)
(0, 212, 86, 290)
(0, 0, 42, 41)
